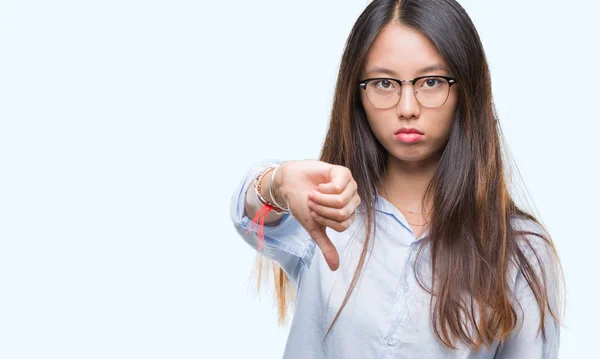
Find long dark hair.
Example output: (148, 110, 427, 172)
(258, 0, 564, 350)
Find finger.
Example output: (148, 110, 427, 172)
(311, 179, 357, 209)
(308, 192, 360, 222)
(305, 223, 340, 271)
(318, 166, 352, 194)
(311, 209, 355, 233)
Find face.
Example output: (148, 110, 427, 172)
(359, 23, 458, 165)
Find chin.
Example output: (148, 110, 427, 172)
(388, 147, 439, 164)
(393, 154, 429, 163)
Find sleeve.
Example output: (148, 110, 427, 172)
(496, 222, 563, 358)
(230, 160, 316, 287)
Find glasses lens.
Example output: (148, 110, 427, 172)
(365, 79, 401, 109)
(414, 77, 450, 108)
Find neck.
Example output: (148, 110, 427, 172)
(379, 153, 441, 213)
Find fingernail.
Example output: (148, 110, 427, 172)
(309, 191, 316, 199)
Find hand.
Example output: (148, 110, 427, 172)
(273, 160, 361, 271)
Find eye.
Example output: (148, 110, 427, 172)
(374, 79, 395, 90)
(421, 77, 442, 88)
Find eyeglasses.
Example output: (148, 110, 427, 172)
(358, 76, 457, 109)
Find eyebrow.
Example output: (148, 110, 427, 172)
(366, 64, 449, 77)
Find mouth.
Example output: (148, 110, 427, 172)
(394, 128, 424, 143)
(394, 127, 424, 135)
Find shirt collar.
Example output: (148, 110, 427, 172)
(370, 189, 429, 242)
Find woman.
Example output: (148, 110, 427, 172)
(230, 0, 563, 357)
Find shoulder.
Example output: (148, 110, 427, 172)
(510, 215, 556, 263)
(509, 215, 564, 315)
(509, 215, 562, 296)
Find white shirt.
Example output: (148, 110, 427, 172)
(230, 161, 561, 358)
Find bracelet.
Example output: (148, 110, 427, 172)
(269, 163, 289, 212)
(253, 165, 289, 214)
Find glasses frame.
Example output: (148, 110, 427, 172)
(358, 75, 457, 109)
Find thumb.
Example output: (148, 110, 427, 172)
(306, 224, 340, 271)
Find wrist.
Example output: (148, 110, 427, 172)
(259, 169, 274, 203)
(271, 162, 287, 208)
(255, 163, 289, 213)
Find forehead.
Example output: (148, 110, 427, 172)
(363, 23, 448, 77)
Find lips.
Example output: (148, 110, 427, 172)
(394, 127, 424, 143)
(395, 127, 423, 135)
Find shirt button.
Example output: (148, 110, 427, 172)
(386, 337, 396, 346)
(404, 284, 409, 292)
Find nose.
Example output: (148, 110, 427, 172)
(396, 84, 420, 119)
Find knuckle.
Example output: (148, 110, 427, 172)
(339, 221, 349, 231)
(334, 197, 345, 208)
(344, 208, 352, 219)
(344, 191, 353, 204)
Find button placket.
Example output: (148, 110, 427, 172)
(398, 247, 415, 326)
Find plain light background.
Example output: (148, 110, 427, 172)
(0, 0, 598, 358)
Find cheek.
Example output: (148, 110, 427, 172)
(360, 92, 372, 116)
(432, 93, 458, 136)
(436, 117, 454, 144)
(360, 96, 380, 129)
(439, 107, 455, 131)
